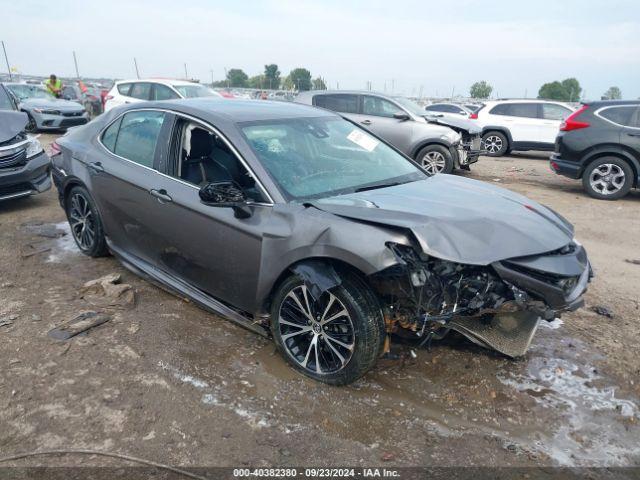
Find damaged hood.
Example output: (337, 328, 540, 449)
(310, 175, 574, 265)
(423, 114, 482, 134)
(0, 110, 28, 143)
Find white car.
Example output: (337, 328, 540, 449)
(424, 103, 473, 120)
(104, 79, 222, 112)
(471, 99, 575, 156)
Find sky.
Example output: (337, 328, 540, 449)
(2, 0, 639, 99)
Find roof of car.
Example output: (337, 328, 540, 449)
(129, 98, 336, 123)
(115, 78, 201, 86)
(584, 99, 640, 107)
(483, 98, 573, 105)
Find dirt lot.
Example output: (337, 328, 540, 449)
(1, 134, 639, 473)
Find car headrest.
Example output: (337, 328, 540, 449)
(189, 128, 213, 159)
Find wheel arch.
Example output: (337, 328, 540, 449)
(481, 126, 513, 146)
(580, 149, 640, 187)
(410, 140, 452, 160)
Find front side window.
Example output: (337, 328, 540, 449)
(172, 84, 216, 98)
(241, 117, 424, 200)
(362, 96, 402, 118)
(313, 94, 358, 114)
(102, 111, 165, 168)
(153, 84, 180, 100)
(129, 83, 152, 100)
(598, 106, 636, 127)
(542, 103, 572, 120)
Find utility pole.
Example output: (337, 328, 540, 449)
(224, 68, 229, 88)
(133, 58, 140, 79)
(210, 69, 214, 86)
(72, 51, 80, 78)
(183, 63, 188, 80)
(391, 79, 395, 93)
(2, 41, 12, 81)
(451, 86, 455, 99)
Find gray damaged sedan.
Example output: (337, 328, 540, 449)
(4, 83, 89, 132)
(51, 99, 591, 385)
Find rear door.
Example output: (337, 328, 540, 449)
(107, 82, 135, 109)
(312, 93, 359, 121)
(491, 103, 540, 143)
(90, 109, 174, 264)
(608, 105, 640, 163)
(540, 103, 573, 144)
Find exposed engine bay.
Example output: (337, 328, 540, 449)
(367, 242, 590, 357)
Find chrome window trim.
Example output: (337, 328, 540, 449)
(96, 107, 275, 206)
(594, 105, 640, 130)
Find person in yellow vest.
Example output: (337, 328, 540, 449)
(45, 74, 63, 98)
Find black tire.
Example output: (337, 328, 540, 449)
(582, 157, 633, 200)
(416, 144, 454, 175)
(270, 272, 384, 385)
(64, 186, 109, 257)
(24, 112, 37, 133)
(482, 131, 509, 157)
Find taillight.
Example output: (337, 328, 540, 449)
(560, 105, 590, 131)
(469, 112, 478, 120)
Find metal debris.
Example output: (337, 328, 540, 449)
(48, 311, 112, 340)
(590, 305, 614, 318)
(79, 273, 135, 309)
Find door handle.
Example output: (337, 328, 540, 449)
(88, 162, 104, 173)
(627, 132, 640, 137)
(149, 188, 172, 203)
(360, 120, 372, 125)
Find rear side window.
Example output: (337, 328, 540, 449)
(129, 83, 152, 100)
(152, 84, 180, 100)
(598, 106, 636, 127)
(427, 104, 462, 113)
(102, 111, 166, 168)
(117, 83, 132, 95)
(491, 103, 538, 118)
(542, 103, 572, 120)
(314, 94, 358, 114)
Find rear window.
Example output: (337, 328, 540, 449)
(117, 83, 132, 95)
(313, 94, 358, 114)
(598, 106, 637, 127)
(490, 103, 538, 118)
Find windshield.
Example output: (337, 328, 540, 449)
(392, 97, 425, 116)
(172, 84, 217, 98)
(241, 117, 425, 201)
(6, 84, 54, 100)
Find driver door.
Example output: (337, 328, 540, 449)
(148, 118, 273, 313)
(352, 95, 413, 153)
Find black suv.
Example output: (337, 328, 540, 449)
(550, 100, 640, 200)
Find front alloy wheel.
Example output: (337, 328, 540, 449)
(271, 273, 384, 385)
(278, 286, 354, 374)
(416, 145, 454, 175)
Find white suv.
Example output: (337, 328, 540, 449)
(472, 99, 575, 156)
(104, 79, 222, 112)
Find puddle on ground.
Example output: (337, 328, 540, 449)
(47, 222, 80, 263)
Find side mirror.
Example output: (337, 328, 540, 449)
(393, 112, 411, 121)
(199, 181, 252, 219)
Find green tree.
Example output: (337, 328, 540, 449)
(603, 86, 622, 100)
(247, 75, 264, 89)
(226, 68, 248, 88)
(538, 78, 582, 101)
(312, 77, 327, 90)
(286, 68, 312, 91)
(469, 81, 492, 99)
(264, 64, 280, 90)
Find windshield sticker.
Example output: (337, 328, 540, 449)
(347, 129, 379, 152)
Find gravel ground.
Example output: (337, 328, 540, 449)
(0, 134, 638, 474)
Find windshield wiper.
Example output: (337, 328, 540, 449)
(355, 181, 402, 193)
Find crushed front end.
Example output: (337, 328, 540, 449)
(370, 242, 591, 357)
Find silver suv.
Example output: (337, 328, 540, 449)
(296, 91, 481, 174)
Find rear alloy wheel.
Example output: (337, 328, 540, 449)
(482, 131, 508, 157)
(582, 158, 633, 200)
(65, 186, 109, 257)
(416, 145, 454, 175)
(271, 273, 384, 385)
